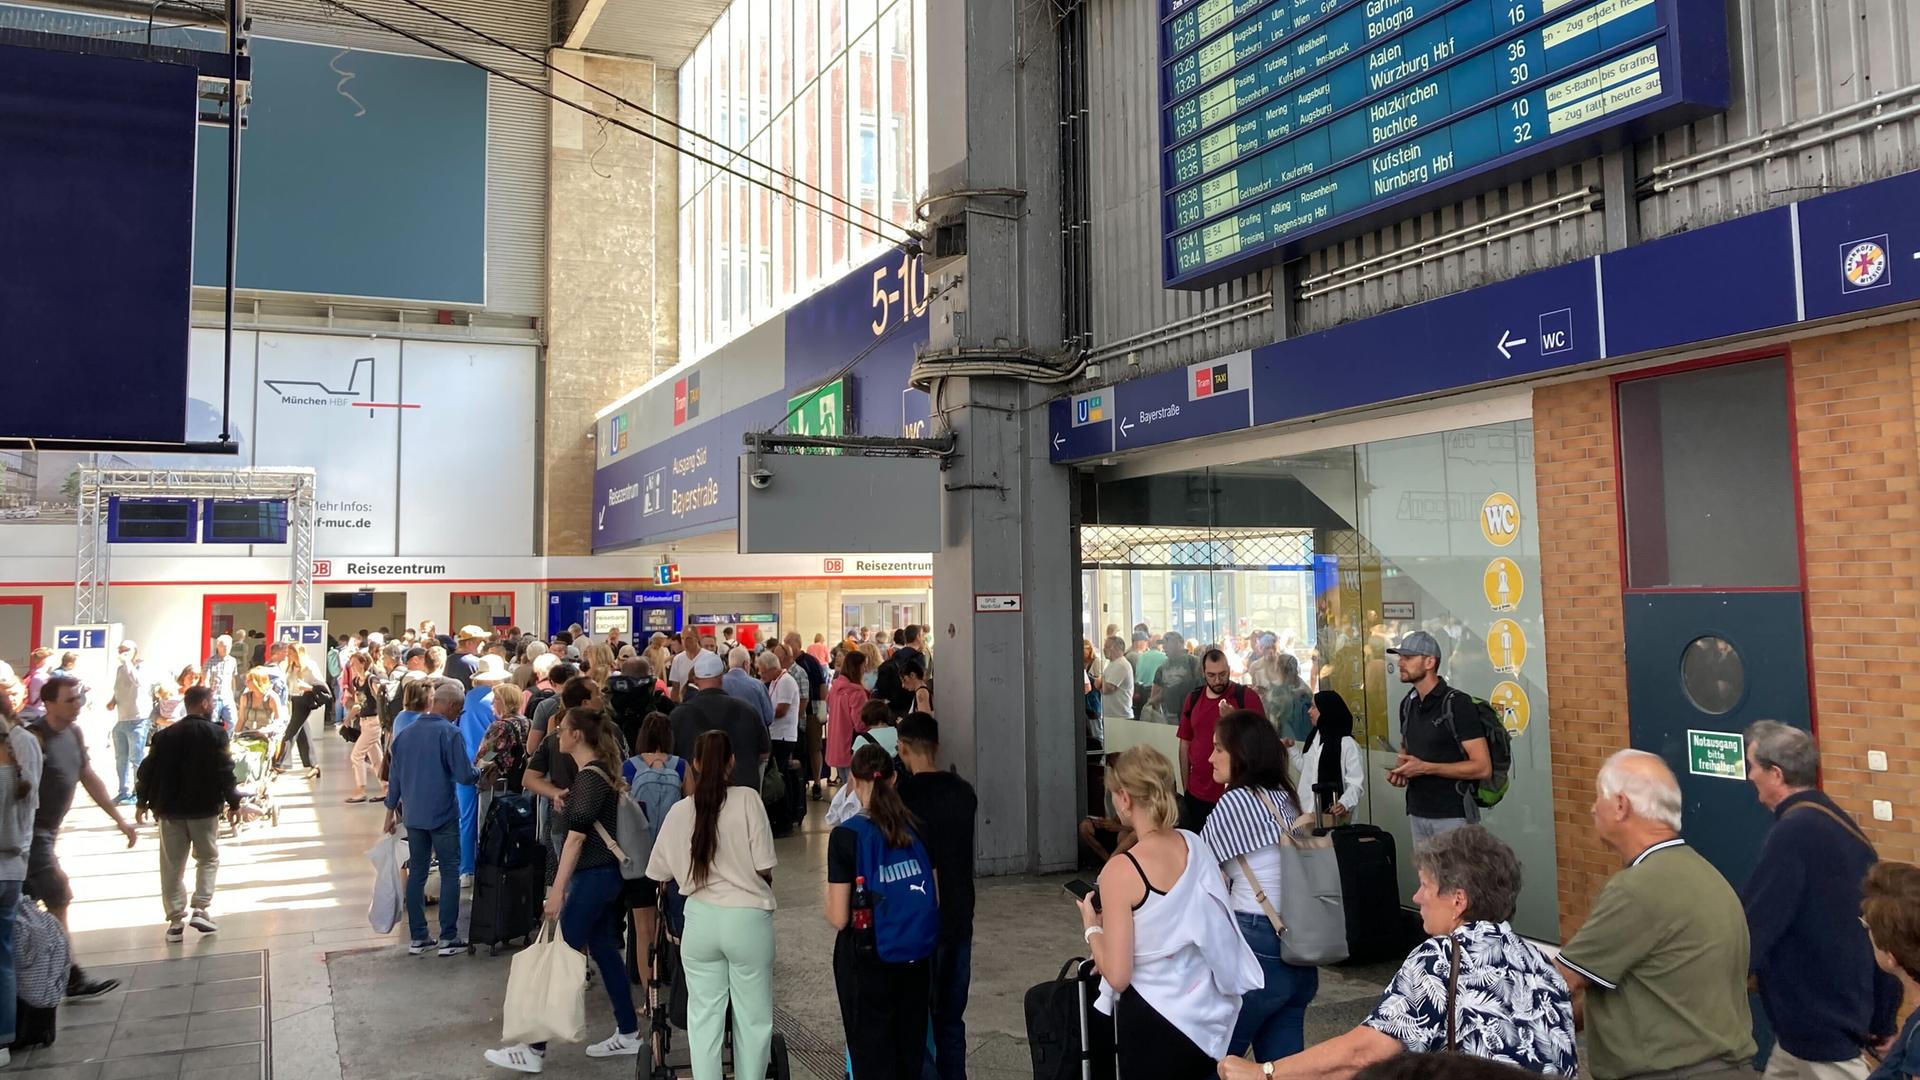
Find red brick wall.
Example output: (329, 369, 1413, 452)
(1534, 319, 1920, 939)
(1791, 322, 1920, 866)
(1534, 376, 1628, 937)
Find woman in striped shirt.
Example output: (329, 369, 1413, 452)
(1201, 708, 1317, 1064)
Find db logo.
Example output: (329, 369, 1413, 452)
(823, 559, 844, 574)
(314, 560, 333, 578)
(1480, 493, 1521, 548)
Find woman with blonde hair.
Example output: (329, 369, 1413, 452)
(583, 642, 616, 688)
(237, 667, 281, 733)
(1073, 745, 1259, 1080)
(273, 641, 325, 779)
(475, 683, 529, 793)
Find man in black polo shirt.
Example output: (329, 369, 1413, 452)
(667, 651, 767, 788)
(895, 713, 976, 1080)
(1384, 630, 1491, 845)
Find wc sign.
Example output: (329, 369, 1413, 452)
(1480, 492, 1521, 548)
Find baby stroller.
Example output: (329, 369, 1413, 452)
(640, 886, 790, 1080)
(224, 729, 281, 836)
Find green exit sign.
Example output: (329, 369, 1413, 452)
(1686, 729, 1746, 780)
(786, 378, 847, 455)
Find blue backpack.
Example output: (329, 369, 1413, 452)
(844, 814, 939, 964)
(626, 754, 685, 829)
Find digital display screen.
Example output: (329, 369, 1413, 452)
(203, 499, 289, 544)
(109, 498, 197, 542)
(1159, 0, 1728, 287)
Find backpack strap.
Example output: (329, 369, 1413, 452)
(1182, 686, 1204, 725)
(1785, 800, 1876, 854)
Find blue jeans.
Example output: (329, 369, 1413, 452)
(921, 937, 971, 1080)
(456, 785, 478, 878)
(0, 880, 21, 1043)
(112, 719, 152, 801)
(1228, 911, 1318, 1062)
(404, 821, 462, 944)
(532, 864, 637, 1049)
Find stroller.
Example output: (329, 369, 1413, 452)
(640, 886, 791, 1080)
(224, 729, 281, 836)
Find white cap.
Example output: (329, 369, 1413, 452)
(692, 651, 726, 679)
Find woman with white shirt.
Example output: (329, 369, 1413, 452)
(1074, 745, 1261, 1079)
(1202, 708, 1318, 1063)
(644, 730, 777, 1080)
(272, 642, 326, 779)
(1286, 691, 1366, 821)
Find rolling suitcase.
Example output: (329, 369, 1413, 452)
(470, 792, 547, 955)
(1329, 823, 1421, 964)
(1023, 957, 1113, 1080)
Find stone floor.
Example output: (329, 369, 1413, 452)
(42, 727, 1394, 1080)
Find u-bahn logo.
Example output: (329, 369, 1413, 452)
(1842, 236, 1890, 292)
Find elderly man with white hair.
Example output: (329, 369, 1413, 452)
(721, 646, 775, 731)
(204, 634, 240, 730)
(1556, 749, 1755, 1080)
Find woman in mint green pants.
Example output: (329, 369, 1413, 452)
(644, 731, 778, 1080)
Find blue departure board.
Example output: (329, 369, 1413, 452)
(1160, 0, 1729, 288)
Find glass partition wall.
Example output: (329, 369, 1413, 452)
(1080, 420, 1559, 940)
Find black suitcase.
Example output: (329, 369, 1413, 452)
(469, 858, 545, 955)
(1024, 957, 1113, 1080)
(9, 1001, 54, 1051)
(1330, 823, 1421, 964)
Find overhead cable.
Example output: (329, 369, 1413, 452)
(312, 0, 919, 249)
(380, 0, 907, 244)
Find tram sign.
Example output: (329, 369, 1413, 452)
(1159, 0, 1731, 287)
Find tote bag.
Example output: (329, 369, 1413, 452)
(1236, 788, 1349, 966)
(501, 920, 587, 1045)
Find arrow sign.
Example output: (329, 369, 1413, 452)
(1118, 416, 1134, 440)
(1052, 433, 1065, 452)
(1496, 330, 1528, 360)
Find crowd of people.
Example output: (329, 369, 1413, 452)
(0, 613, 1914, 1080)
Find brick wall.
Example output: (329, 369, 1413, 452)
(544, 50, 679, 555)
(1791, 321, 1920, 866)
(1534, 319, 1920, 938)
(1534, 376, 1628, 938)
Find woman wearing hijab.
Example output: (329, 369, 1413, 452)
(1288, 691, 1366, 821)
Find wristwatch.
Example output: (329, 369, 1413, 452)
(1262, 1064, 1274, 1078)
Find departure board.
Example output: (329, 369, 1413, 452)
(1160, 0, 1728, 287)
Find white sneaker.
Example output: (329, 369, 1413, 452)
(165, 921, 184, 943)
(0, 1045, 11, 1067)
(584, 1031, 640, 1058)
(483, 1044, 545, 1073)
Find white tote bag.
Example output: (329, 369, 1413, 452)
(365, 834, 406, 935)
(501, 920, 587, 1046)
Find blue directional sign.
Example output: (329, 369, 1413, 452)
(1114, 353, 1255, 451)
(55, 630, 79, 650)
(278, 622, 327, 646)
(1049, 392, 1115, 463)
(1160, 0, 1731, 288)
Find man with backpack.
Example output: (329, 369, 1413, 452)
(1385, 630, 1495, 843)
(1173, 648, 1264, 832)
(895, 713, 977, 1080)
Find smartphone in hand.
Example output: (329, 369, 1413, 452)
(1065, 878, 1102, 912)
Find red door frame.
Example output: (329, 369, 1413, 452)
(1608, 344, 1818, 737)
(450, 590, 516, 634)
(201, 593, 278, 661)
(0, 597, 42, 673)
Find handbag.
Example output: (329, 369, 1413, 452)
(340, 720, 361, 744)
(1234, 788, 1349, 965)
(760, 757, 787, 807)
(501, 919, 587, 1045)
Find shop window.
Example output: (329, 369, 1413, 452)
(1617, 358, 1798, 589)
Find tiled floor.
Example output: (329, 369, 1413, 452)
(8, 950, 268, 1079)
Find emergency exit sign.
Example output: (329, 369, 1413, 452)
(1686, 729, 1745, 780)
(787, 377, 847, 453)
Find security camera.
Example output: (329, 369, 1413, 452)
(749, 467, 774, 490)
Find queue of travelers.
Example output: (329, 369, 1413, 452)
(3, 612, 1917, 1080)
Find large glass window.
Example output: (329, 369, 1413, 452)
(1080, 420, 1559, 940)
(678, 0, 923, 359)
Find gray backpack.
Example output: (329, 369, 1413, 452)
(584, 764, 655, 880)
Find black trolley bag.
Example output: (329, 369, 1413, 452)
(1024, 957, 1114, 1080)
(1325, 815, 1422, 964)
(468, 789, 547, 955)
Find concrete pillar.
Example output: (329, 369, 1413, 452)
(923, 0, 1075, 874)
(543, 49, 678, 555)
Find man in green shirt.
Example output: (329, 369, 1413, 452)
(1128, 631, 1164, 700)
(1557, 749, 1756, 1080)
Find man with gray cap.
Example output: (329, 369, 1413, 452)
(668, 650, 768, 789)
(1385, 629, 1491, 843)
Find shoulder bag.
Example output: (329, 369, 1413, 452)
(1233, 788, 1349, 965)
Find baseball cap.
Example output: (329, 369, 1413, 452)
(1387, 629, 1443, 660)
(1131, 630, 1150, 643)
(118, 640, 136, 652)
(692, 651, 726, 679)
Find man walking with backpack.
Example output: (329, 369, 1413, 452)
(1174, 648, 1263, 832)
(1384, 630, 1494, 843)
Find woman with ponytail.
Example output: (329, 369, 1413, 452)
(827, 742, 941, 1080)
(643, 730, 778, 1080)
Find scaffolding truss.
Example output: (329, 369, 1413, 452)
(75, 467, 318, 623)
